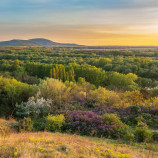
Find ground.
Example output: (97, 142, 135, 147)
(0, 131, 158, 158)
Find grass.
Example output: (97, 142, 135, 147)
(0, 118, 18, 137)
(0, 118, 158, 158)
(0, 132, 158, 158)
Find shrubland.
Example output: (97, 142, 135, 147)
(0, 47, 158, 157)
(0, 77, 154, 143)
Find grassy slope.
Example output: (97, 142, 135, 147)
(0, 119, 158, 158)
(0, 132, 157, 158)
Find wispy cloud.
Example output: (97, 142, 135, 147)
(0, 0, 158, 45)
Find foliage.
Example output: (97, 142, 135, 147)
(151, 88, 158, 97)
(38, 78, 67, 109)
(135, 120, 153, 142)
(119, 105, 158, 128)
(65, 110, 132, 139)
(64, 110, 102, 136)
(0, 76, 37, 117)
(120, 90, 144, 107)
(1, 47, 158, 145)
(25, 62, 74, 81)
(0, 47, 158, 86)
(102, 113, 134, 139)
(87, 87, 120, 107)
(152, 132, 158, 142)
(19, 117, 33, 132)
(92, 105, 158, 129)
(44, 114, 65, 132)
(71, 63, 139, 90)
(16, 97, 51, 119)
(102, 113, 122, 125)
(148, 97, 158, 108)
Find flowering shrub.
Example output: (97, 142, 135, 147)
(16, 97, 51, 119)
(65, 110, 102, 136)
(92, 106, 115, 115)
(64, 110, 132, 139)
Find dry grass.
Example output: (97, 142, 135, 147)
(0, 131, 158, 158)
(0, 118, 18, 137)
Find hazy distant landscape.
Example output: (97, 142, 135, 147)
(1, 38, 158, 49)
(0, 38, 82, 47)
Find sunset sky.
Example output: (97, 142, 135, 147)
(1, 0, 158, 45)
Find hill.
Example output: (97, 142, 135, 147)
(29, 38, 59, 46)
(29, 38, 81, 47)
(0, 39, 41, 46)
(0, 130, 158, 158)
(0, 118, 158, 158)
(0, 38, 82, 47)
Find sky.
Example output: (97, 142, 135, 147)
(1, 0, 158, 45)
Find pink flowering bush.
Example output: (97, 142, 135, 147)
(64, 110, 102, 136)
(64, 110, 132, 139)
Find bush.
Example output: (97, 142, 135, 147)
(102, 113, 120, 124)
(33, 118, 46, 131)
(152, 132, 158, 142)
(45, 114, 65, 132)
(19, 117, 33, 132)
(65, 110, 102, 136)
(38, 78, 67, 108)
(92, 105, 158, 129)
(87, 87, 120, 107)
(151, 88, 158, 97)
(117, 105, 158, 129)
(65, 110, 133, 139)
(102, 113, 133, 139)
(123, 131, 135, 142)
(16, 97, 51, 119)
(0, 76, 37, 117)
(135, 121, 153, 142)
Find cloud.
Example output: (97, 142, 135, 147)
(1, 0, 158, 45)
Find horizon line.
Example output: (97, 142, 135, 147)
(0, 38, 158, 47)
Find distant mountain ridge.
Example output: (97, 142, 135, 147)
(0, 38, 82, 47)
(1, 38, 157, 48)
(0, 39, 41, 46)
